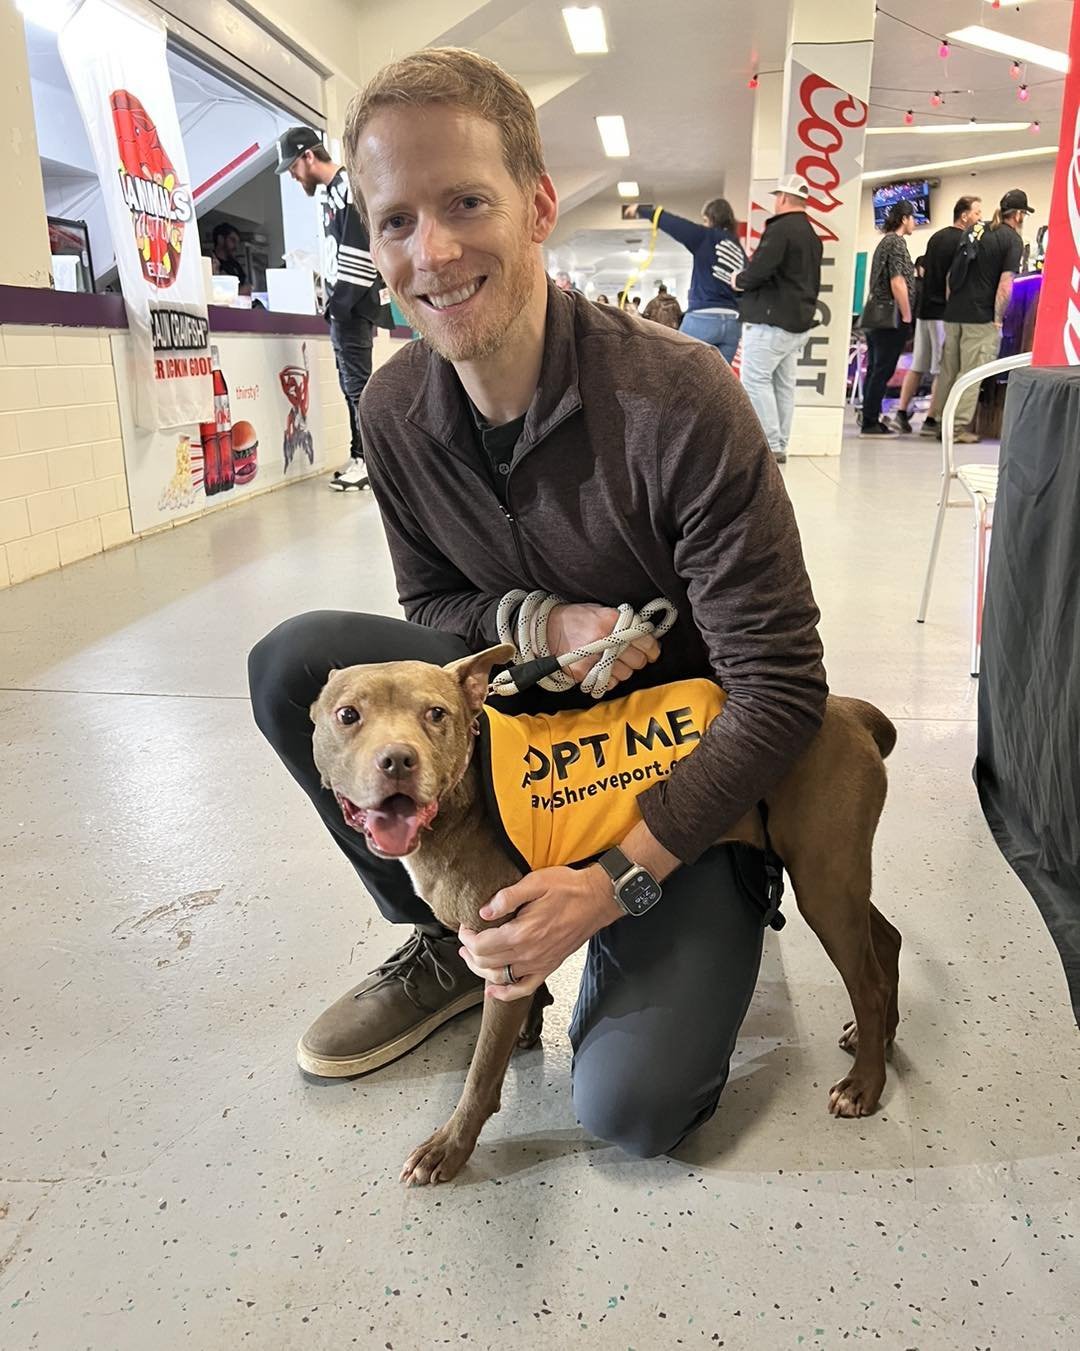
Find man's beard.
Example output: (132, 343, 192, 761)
(395, 240, 537, 362)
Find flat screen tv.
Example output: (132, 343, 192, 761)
(872, 180, 932, 228)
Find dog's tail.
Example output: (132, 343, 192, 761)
(849, 699, 897, 760)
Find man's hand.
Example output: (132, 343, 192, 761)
(459, 865, 622, 1002)
(546, 602, 660, 689)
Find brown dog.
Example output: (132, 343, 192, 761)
(311, 645, 900, 1185)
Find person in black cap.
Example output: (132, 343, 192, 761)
(275, 126, 390, 490)
(931, 187, 1033, 444)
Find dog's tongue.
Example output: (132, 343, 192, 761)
(365, 795, 433, 857)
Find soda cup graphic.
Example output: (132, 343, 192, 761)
(199, 345, 233, 495)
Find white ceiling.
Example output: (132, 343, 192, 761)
(442, 0, 1072, 289)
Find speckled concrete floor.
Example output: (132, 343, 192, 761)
(2, 425, 1078, 1350)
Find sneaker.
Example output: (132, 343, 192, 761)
(773, 449, 787, 465)
(919, 417, 939, 439)
(330, 459, 370, 491)
(859, 421, 897, 437)
(894, 408, 913, 434)
(955, 430, 980, 444)
(296, 928, 484, 1077)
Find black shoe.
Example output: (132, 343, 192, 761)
(894, 408, 913, 434)
(859, 421, 897, 437)
(919, 417, 939, 439)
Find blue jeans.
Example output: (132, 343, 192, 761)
(739, 323, 807, 454)
(680, 310, 742, 365)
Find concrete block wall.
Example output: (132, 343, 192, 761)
(0, 325, 128, 587)
(0, 324, 356, 589)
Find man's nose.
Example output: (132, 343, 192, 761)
(414, 215, 463, 273)
(376, 743, 419, 780)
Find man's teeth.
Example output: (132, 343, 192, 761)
(426, 279, 481, 310)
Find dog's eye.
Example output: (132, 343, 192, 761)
(426, 706, 448, 724)
(336, 706, 362, 726)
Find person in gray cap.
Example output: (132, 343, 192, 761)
(929, 187, 1033, 444)
(725, 173, 823, 464)
(275, 126, 390, 490)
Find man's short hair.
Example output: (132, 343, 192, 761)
(212, 222, 238, 244)
(953, 196, 980, 222)
(308, 143, 332, 163)
(344, 48, 546, 213)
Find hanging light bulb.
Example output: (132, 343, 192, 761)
(938, 40, 950, 60)
(930, 90, 943, 108)
(1029, 120, 1041, 134)
(1018, 83, 1030, 102)
(991, 0, 1001, 9)
(748, 73, 759, 90)
(904, 109, 915, 125)
(1010, 61, 1021, 81)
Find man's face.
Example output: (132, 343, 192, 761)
(218, 231, 239, 257)
(961, 201, 983, 229)
(555, 272, 572, 291)
(354, 105, 558, 362)
(289, 152, 321, 198)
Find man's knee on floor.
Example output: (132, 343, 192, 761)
(573, 1077, 712, 1160)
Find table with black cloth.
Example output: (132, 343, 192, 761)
(975, 363, 1080, 1029)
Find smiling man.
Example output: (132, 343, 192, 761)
(248, 49, 827, 1159)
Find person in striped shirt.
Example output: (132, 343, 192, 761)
(276, 126, 391, 491)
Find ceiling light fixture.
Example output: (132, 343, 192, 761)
(866, 120, 1032, 136)
(596, 115, 630, 158)
(947, 26, 1070, 74)
(861, 144, 1056, 182)
(617, 181, 640, 197)
(562, 6, 608, 55)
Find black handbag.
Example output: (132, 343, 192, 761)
(858, 249, 899, 331)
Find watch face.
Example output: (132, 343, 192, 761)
(618, 869, 662, 916)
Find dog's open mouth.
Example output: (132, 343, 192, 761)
(335, 791, 439, 858)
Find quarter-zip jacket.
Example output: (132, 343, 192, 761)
(359, 282, 827, 864)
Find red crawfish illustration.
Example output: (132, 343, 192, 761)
(111, 89, 193, 289)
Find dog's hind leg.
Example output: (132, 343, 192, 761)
(788, 853, 892, 1118)
(838, 903, 902, 1056)
(401, 995, 529, 1185)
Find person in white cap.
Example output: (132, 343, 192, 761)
(723, 173, 823, 464)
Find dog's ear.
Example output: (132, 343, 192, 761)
(309, 667, 345, 725)
(444, 643, 516, 713)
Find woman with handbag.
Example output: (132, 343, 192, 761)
(859, 200, 917, 436)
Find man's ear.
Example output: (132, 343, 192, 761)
(444, 643, 517, 713)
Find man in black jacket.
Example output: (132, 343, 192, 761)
(726, 174, 822, 464)
(276, 126, 390, 491)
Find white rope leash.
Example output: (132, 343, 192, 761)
(489, 590, 678, 699)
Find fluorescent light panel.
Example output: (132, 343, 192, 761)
(617, 180, 640, 197)
(563, 6, 608, 55)
(596, 115, 629, 158)
(862, 144, 1057, 181)
(866, 121, 1032, 136)
(947, 25, 1070, 74)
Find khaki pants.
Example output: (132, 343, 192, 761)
(931, 321, 1000, 431)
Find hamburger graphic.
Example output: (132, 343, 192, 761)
(231, 420, 259, 486)
(110, 89, 192, 288)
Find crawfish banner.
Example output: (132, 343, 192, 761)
(59, 0, 212, 429)
(1031, 0, 1080, 366)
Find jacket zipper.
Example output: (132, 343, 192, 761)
(500, 494, 531, 581)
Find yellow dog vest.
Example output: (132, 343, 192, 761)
(478, 679, 726, 871)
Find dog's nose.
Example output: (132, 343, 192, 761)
(376, 742, 418, 780)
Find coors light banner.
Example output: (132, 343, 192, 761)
(1032, 0, 1080, 367)
(59, 0, 212, 429)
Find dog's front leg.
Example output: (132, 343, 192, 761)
(400, 994, 530, 1186)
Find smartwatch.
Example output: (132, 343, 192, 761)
(597, 846, 663, 917)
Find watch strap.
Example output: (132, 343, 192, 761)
(598, 846, 633, 885)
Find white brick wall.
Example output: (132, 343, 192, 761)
(0, 325, 124, 586)
(0, 323, 357, 588)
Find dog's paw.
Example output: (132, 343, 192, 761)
(400, 1123, 476, 1186)
(828, 1072, 885, 1118)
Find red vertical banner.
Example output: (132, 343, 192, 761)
(1032, 3, 1080, 366)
